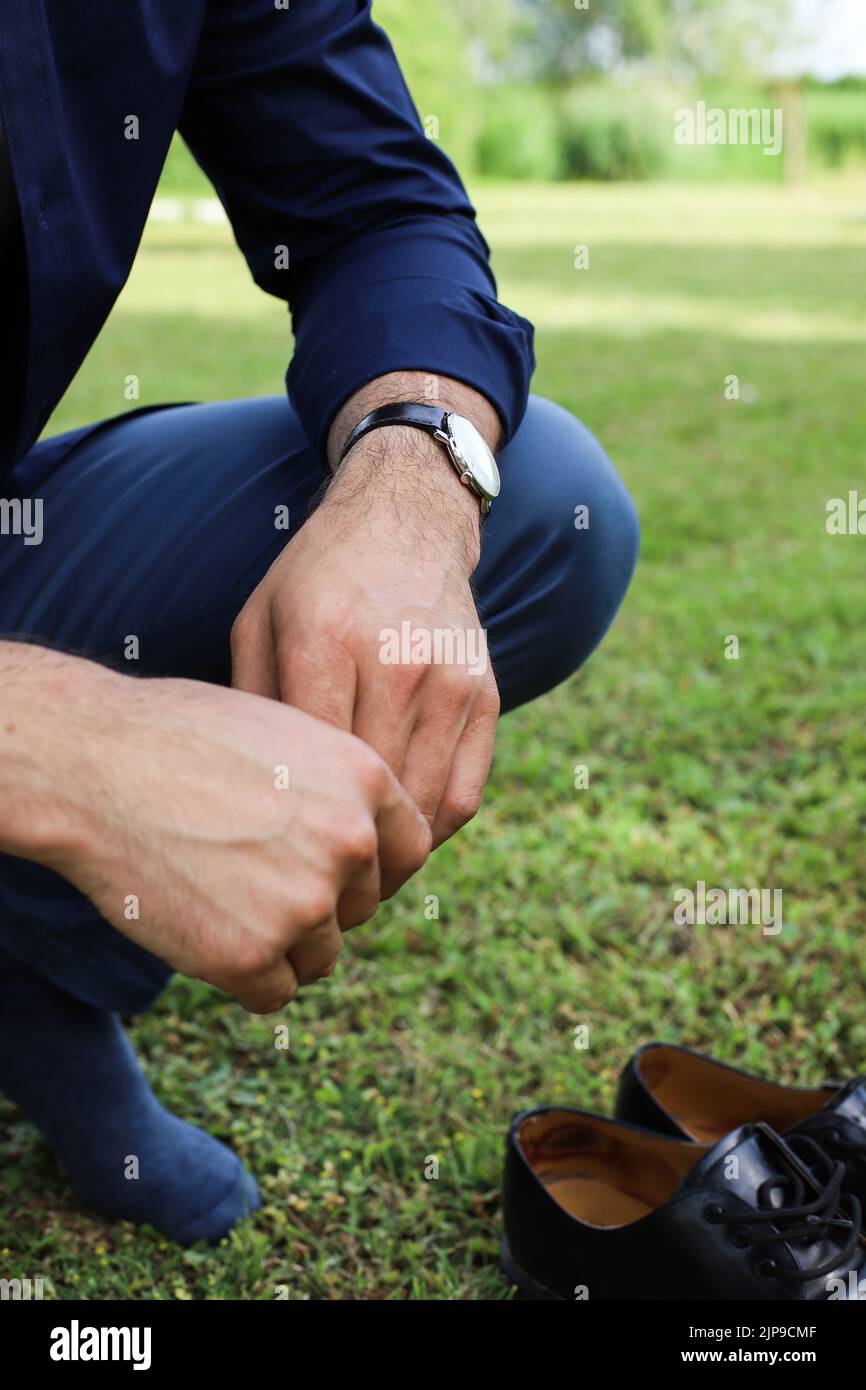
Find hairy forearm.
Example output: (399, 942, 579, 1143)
(0, 641, 111, 865)
(324, 372, 501, 576)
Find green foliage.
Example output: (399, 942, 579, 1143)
(498, 0, 797, 84)
(664, 85, 787, 183)
(559, 83, 670, 181)
(476, 88, 565, 181)
(371, 0, 479, 173)
(806, 87, 866, 168)
(515, 0, 672, 81)
(157, 79, 866, 194)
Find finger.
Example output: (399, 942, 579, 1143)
(374, 777, 433, 898)
(278, 641, 356, 730)
(430, 692, 498, 848)
(287, 916, 343, 987)
(352, 678, 418, 778)
(399, 697, 471, 828)
(230, 604, 280, 701)
(227, 955, 300, 1015)
(336, 846, 381, 931)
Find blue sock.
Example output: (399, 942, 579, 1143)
(0, 950, 260, 1245)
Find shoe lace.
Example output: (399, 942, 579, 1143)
(822, 1124, 866, 1171)
(719, 1136, 863, 1282)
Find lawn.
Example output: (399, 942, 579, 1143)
(2, 176, 865, 1300)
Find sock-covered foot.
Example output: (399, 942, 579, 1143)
(0, 951, 260, 1244)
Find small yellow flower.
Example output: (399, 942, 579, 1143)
(339, 1149, 352, 1160)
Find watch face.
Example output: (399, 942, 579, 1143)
(446, 413, 501, 500)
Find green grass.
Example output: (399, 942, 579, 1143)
(2, 177, 866, 1300)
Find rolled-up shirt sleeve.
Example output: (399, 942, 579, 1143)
(179, 0, 535, 461)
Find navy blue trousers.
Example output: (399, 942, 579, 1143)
(0, 395, 638, 1014)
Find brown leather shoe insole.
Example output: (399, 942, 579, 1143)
(517, 1110, 702, 1229)
(548, 1176, 653, 1226)
(638, 1046, 830, 1142)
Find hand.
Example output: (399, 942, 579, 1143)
(43, 668, 431, 1012)
(231, 421, 501, 847)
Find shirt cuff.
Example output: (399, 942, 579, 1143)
(285, 218, 535, 463)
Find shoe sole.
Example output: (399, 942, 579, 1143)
(500, 1238, 563, 1300)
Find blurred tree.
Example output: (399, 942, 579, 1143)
(373, 0, 480, 168)
(521, 0, 670, 79)
(665, 0, 802, 80)
(478, 0, 798, 84)
(370, 0, 818, 184)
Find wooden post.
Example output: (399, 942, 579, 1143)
(776, 80, 807, 184)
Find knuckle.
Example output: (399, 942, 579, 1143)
(407, 820, 434, 873)
(341, 890, 380, 931)
(231, 937, 278, 981)
(391, 661, 425, 697)
(437, 664, 473, 707)
(318, 951, 341, 980)
(332, 811, 377, 865)
(441, 788, 482, 832)
(197, 943, 239, 987)
(294, 884, 336, 929)
(349, 740, 391, 798)
(249, 986, 297, 1015)
(324, 607, 358, 652)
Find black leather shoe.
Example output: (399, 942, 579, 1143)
(502, 1107, 865, 1300)
(616, 1042, 866, 1216)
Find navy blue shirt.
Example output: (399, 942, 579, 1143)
(0, 0, 535, 474)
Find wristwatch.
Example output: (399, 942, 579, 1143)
(337, 402, 501, 516)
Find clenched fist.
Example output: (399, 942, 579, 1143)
(38, 666, 431, 1012)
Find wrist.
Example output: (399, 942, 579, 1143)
(0, 646, 120, 869)
(323, 371, 500, 576)
(327, 371, 501, 468)
(327, 425, 482, 574)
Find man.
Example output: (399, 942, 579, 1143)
(0, 1, 638, 1244)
